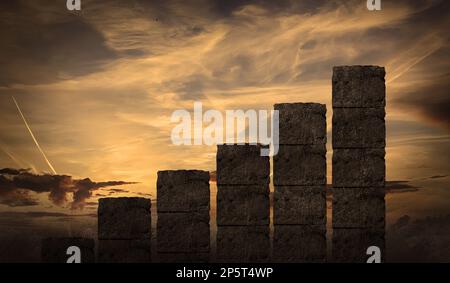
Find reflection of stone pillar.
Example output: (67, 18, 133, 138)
(332, 229, 385, 262)
(156, 170, 210, 262)
(273, 103, 327, 262)
(97, 197, 151, 263)
(216, 144, 270, 262)
(332, 66, 386, 263)
(41, 237, 95, 263)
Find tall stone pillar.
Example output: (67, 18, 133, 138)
(156, 170, 210, 262)
(273, 103, 327, 262)
(97, 197, 151, 263)
(216, 144, 270, 262)
(332, 66, 386, 262)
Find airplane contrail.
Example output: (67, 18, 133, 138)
(0, 143, 23, 168)
(12, 96, 57, 175)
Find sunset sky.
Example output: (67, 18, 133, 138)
(0, 0, 449, 261)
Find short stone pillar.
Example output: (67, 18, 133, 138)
(273, 103, 327, 262)
(216, 144, 270, 262)
(156, 170, 210, 262)
(97, 197, 151, 263)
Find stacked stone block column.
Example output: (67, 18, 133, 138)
(332, 66, 386, 262)
(97, 197, 152, 263)
(216, 144, 270, 262)
(156, 170, 210, 262)
(273, 103, 327, 262)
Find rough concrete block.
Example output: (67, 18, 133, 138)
(274, 103, 326, 145)
(216, 226, 270, 262)
(157, 212, 210, 253)
(332, 65, 385, 108)
(156, 253, 210, 263)
(41, 237, 95, 263)
(273, 144, 326, 186)
(274, 186, 326, 225)
(332, 108, 385, 148)
(332, 148, 385, 187)
(332, 187, 385, 229)
(217, 144, 270, 185)
(98, 197, 151, 240)
(98, 239, 151, 263)
(217, 185, 269, 226)
(157, 170, 210, 213)
(273, 225, 326, 263)
(332, 228, 385, 263)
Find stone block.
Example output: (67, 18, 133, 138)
(216, 226, 270, 263)
(332, 65, 385, 108)
(274, 103, 326, 145)
(217, 185, 269, 226)
(274, 186, 326, 225)
(41, 237, 95, 263)
(98, 239, 151, 263)
(333, 148, 385, 187)
(157, 170, 210, 213)
(98, 197, 151, 240)
(157, 212, 210, 253)
(332, 108, 385, 148)
(332, 187, 385, 229)
(274, 144, 326, 186)
(217, 144, 270, 185)
(273, 225, 326, 263)
(332, 228, 385, 263)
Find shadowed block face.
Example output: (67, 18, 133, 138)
(157, 211, 210, 253)
(273, 186, 326, 225)
(332, 148, 385, 187)
(217, 144, 270, 185)
(217, 185, 269, 226)
(216, 226, 270, 263)
(332, 66, 386, 108)
(332, 187, 385, 229)
(98, 197, 151, 240)
(332, 107, 386, 148)
(273, 225, 326, 263)
(98, 239, 151, 263)
(275, 103, 327, 145)
(274, 144, 326, 186)
(157, 170, 210, 213)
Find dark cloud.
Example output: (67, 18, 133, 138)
(0, 0, 117, 86)
(209, 0, 331, 18)
(394, 73, 450, 130)
(107, 188, 130, 194)
(135, 192, 152, 197)
(385, 180, 420, 194)
(0, 168, 136, 209)
(428, 175, 448, 179)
